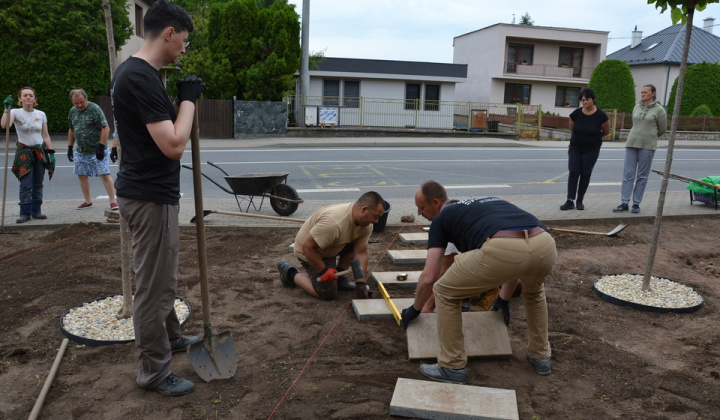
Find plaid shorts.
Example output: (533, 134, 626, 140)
(73, 148, 110, 176)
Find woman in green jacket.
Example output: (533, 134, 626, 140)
(613, 84, 667, 214)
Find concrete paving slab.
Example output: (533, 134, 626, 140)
(371, 271, 421, 287)
(390, 378, 519, 420)
(399, 232, 429, 244)
(352, 298, 415, 321)
(389, 249, 427, 264)
(407, 312, 512, 360)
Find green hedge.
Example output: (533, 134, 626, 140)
(588, 59, 636, 113)
(0, 0, 131, 133)
(667, 62, 720, 116)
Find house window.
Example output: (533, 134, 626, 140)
(343, 80, 360, 108)
(424, 84, 440, 111)
(504, 83, 531, 104)
(405, 83, 421, 110)
(323, 80, 340, 106)
(135, 4, 144, 37)
(506, 43, 534, 73)
(555, 86, 581, 107)
(558, 47, 583, 77)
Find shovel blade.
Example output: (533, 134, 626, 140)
(188, 330, 237, 382)
(607, 224, 628, 237)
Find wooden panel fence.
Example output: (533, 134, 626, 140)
(94, 96, 234, 138)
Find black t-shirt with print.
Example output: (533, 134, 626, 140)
(427, 197, 545, 252)
(111, 57, 180, 205)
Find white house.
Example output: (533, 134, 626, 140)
(453, 23, 609, 116)
(607, 18, 720, 105)
(301, 57, 468, 128)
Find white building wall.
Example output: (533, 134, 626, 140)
(629, 64, 679, 105)
(453, 26, 503, 103)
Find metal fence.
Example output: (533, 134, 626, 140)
(288, 96, 523, 134)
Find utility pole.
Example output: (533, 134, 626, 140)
(299, 0, 310, 104)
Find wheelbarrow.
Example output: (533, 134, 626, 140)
(182, 161, 304, 216)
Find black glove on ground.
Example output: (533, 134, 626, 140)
(95, 143, 105, 161)
(492, 296, 511, 326)
(176, 75, 205, 104)
(67, 148, 74, 162)
(110, 147, 118, 163)
(400, 305, 421, 330)
(354, 282, 372, 299)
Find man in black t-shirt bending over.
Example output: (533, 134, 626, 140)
(111, 0, 204, 397)
(400, 180, 558, 384)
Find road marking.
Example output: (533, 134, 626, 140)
(296, 188, 362, 193)
(589, 182, 622, 186)
(445, 185, 511, 189)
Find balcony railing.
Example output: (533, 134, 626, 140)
(504, 62, 591, 79)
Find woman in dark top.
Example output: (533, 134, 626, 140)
(560, 88, 610, 210)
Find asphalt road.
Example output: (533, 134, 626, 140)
(1, 146, 719, 205)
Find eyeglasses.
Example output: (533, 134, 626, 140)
(183, 41, 190, 49)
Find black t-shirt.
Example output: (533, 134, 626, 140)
(569, 107, 609, 151)
(427, 197, 545, 252)
(111, 57, 180, 204)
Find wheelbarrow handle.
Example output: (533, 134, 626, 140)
(207, 161, 230, 177)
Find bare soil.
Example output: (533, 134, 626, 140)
(1, 218, 719, 419)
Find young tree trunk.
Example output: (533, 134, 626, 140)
(642, 8, 695, 290)
(102, 0, 134, 317)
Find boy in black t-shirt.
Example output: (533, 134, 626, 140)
(111, 0, 204, 397)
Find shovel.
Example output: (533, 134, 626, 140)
(549, 223, 628, 237)
(187, 106, 237, 382)
(2, 100, 12, 233)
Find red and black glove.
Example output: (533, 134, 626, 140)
(318, 267, 338, 283)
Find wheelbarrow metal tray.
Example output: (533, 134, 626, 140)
(223, 173, 290, 195)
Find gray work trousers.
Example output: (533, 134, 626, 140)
(621, 147, 656, 206)
(118, 197, 182, 388)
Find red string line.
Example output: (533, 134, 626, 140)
(267, 224, 407, 419)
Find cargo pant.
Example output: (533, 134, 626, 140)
(118, 197, 182, 388)
(433, 232, 557, 369)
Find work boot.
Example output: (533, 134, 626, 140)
(419, 363, 466, 384)
(527, 352, 552, 375)
(171, 336, 201, 354)
(559, 199, 574, 210)
(575, 201, 584, 210)
(336, 275, 356, 291)
(137, 372, 195, 396)
(276, 259, 296, 288)
(16, 215, 30, 223)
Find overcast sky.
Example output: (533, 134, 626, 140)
(286, 0, 720, 63)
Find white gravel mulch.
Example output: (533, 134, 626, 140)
(594, 273, 704, 310)
(61, 295, 191, 344)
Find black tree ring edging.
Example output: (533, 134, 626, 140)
(60, 294, 192, 347)
(593, 273, 704, 314)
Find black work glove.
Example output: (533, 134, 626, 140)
(354, 282, 373, 299)
(110, 147, 118, 163)
(400, 305, 421, 330)
(95, 143, 105, 161)
(176, 75, 205, 104)
(492, 296, 510, 326)
(67, 147, 74, 162)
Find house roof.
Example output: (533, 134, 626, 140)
(607, 24, 720, 65)
(314, 57, 468, 78)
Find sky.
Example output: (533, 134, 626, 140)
(285, 0, 720, 63)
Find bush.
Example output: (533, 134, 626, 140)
(0, 0, 132, 133)
(667, 62, 720, 116)
(690, 104, 713, 117)
(587, 60, 636, 113)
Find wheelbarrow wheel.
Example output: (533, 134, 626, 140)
(270, 184, 300, 216)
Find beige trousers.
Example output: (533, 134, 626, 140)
(432, 232, 557, 369)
